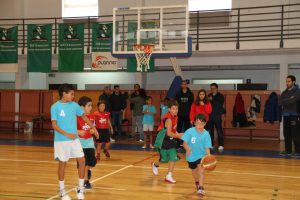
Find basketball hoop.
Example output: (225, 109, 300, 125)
(133, 44, 154, 72)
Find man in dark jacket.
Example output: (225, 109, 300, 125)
(175, 80, 194, 133)
(99, 86, 111, 112)
(130, 84, 140, 139)
(208, 83, 225, 152)
(279, 75, 300, 157)
(110, 85, 127, 137)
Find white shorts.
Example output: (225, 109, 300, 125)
(54, 139, 84, 162)
(143, 124, 154, 132)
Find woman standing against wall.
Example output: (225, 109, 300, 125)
(189, 89, 212, 128)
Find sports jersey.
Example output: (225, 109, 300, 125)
(142, 105, 156, 125)
(77, 113, 95, 139)
(158, 112, 178, 132)
(181, 127, 212, 162)
(158, 112, 178, 149)
(94, 111, 110, 129)
(51, 101, 83, 142)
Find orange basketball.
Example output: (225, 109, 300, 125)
(201, 155, 217, 171)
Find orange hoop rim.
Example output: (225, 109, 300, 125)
(133, 44, 154, 54)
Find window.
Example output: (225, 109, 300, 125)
(189, 0, 232, 12)
(62, 0, 98, 18)
(189, 0, 232, 28)
(193, 79, 243, 85)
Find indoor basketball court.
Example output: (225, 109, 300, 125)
(0, 0, 300, 200)
(0, 137, 300, 199)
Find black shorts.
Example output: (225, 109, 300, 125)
(187, 158, 202, 169)
(83, 148, 97, 167)
(96, 128, 110, 143)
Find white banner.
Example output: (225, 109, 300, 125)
(91, 52, 118, 70)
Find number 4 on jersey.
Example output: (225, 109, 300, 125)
(60, 110, 66, 117)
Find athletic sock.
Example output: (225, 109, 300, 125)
(59, 181, 65, 191)
(79, 179, 84, 188)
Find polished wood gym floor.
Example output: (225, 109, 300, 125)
(0, 132, 299, 200)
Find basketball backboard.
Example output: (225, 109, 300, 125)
(112, 5, 191, 58)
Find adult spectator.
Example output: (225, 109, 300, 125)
(130, 84, 141, 138)
(110, 85, 127, 137)
(279, 75, 300, 157)
(99, 86, 111, 112)
(129, 88, 147, 141)
(208, 83, 225, 151)
(175, 80, 194, 133)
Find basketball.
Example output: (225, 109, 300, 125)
(201, 155, 217, 171)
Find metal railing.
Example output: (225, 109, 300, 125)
(0, 3, 300, 53)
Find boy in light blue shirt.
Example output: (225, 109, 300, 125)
(51, 83, 98, 200)
(142, 96, 157, 148)
(181, 113, 212, 197)
(160, 97, 169, 119)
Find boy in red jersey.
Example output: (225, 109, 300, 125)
(94, 100, 114, 160)
(77, 96, 99, 189)
(152, 100, 183, 183)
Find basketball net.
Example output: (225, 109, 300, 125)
(133, 44, 154, 72)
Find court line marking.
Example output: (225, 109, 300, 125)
(26, 183, 127, 191)
(45, 154, 156, 200)
(46, 165, 132, 200)
(2, 158, 300, 180)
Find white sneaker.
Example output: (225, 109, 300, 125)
(110, 137, 115, 142)
(218, 146, 224, 152)
(75, 187, 85, 200)
(165, 174, 176, 183)
(151, 162, 158, 175)
(138, 139, 144, 142)
(197, 188, 205, 195)
(59, 190, 71, 200)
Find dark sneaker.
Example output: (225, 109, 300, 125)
(87, 169, 92, 180)
(128, 135, 133, 139)
(84, 180, 92, 189)
(103, 149, 110, 158)
(292, 152, 300, 158)
(279, 151, 292, 156)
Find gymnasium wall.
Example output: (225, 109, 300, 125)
(44, 69, 280, 90)
(0, 89, 281, 139)
(10, 52, 300, 90)
(0, 0, 300, 91)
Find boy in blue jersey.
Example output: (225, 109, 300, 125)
(142, 96, 157, 148)
(181, 114, 212, 196)
(51, 84, 98, 200)
(160, 97, 169, 119)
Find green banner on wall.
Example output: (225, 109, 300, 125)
(91, 23, 118, 70)
(58, 24, 84, 72)
(27, 24, 52, 72)
(92, 23, 112, 52)
(126, 22, 155, 72)
(0, 26, 18, 63)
